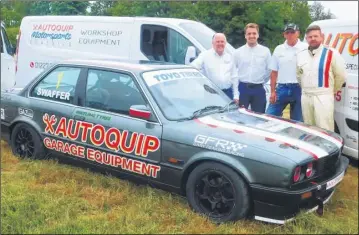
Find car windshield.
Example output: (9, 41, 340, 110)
(142, 68, 231, 121)
(179, 22, 235, 54)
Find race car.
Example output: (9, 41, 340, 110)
(1, 59, 349, 224)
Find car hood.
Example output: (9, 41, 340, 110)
(194, 108, 343, 160)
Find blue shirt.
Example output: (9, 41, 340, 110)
(233, 43, 271, 84)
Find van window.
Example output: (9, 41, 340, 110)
(85, 69, 146, 115)
(141, 25, 198, 64)
(1, 27, 13, 55)
(30, 66, 81, 104)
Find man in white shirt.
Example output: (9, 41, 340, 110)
(266, 23, 308, 121)
(233, 23, 271, 113)
(191, 33, 239, 102)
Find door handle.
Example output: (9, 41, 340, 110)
(74, 115, 85, 121)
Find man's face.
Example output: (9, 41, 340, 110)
(212, 35, 226, 54)
(284, 30, 299, 43)
(306, 30, 323, 49)
(245, 27, 259, 44)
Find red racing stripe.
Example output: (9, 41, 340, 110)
(324, 49, 333, 88)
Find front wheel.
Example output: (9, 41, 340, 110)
(186, 162, 250, 223)
(10, 123, 47, 159)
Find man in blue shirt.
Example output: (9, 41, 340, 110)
(233, 23, 271, 113)
(266, 23, 308, 121)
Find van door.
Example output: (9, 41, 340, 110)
(1, 26, 16, 90)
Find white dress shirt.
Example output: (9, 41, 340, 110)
(233, 43, 271, 84)
(191, 48, 239, 99)
(270, 40, 308, 84)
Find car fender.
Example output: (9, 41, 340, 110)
(182, 150, 255, 186)
(9, 115, 42, 138)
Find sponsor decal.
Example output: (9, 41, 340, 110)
(142, 68, 205, 87)
(43, 137, 161, 178)
(1, 108, 4, 120)
(31, 24, 73, 40)
(193, 134, 247, 157)
(42, 113, 160, 158)
(79, 29, 122, 46)
(30, 62, 54, 69)
(74, 110, 111, 121)
(345, 63, 358, 71)
(36, 88, 70, 100)
(18, 107, 34, 118)
(324, 33, 358, 56)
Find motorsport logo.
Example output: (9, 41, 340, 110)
(30, 62, 54, 69)
(193, 134, 247, 157)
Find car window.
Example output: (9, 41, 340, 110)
(85, 69, 146, 116)
(30, 66, 81, 104)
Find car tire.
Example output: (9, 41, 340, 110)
(186, 162, 250, 223)
(10, 123, 47, 160)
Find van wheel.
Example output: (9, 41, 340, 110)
(10, 123, 46, 160)
(186, 162, 250, 223)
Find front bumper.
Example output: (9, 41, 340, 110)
(250, 155, 350, 224)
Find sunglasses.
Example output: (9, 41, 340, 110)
(284, 31, 296, 34)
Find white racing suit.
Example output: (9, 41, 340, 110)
(296, 44, 346, 131)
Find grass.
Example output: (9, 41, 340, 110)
(1, 107, 358, 234)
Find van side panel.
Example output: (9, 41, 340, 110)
(15, 17, 135, 87)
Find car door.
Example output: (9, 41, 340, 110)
(72, 67, 163, 181)
(28, 65, 86, 158)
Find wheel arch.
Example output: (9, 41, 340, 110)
(180, 152, 254, 195)
(9, 116, 43, 140)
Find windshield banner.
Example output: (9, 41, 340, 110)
(142, 68, 205, 87)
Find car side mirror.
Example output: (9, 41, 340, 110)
(129, 105, 151, 120)
(185, 46, 197, 65)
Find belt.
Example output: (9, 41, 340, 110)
(277, 83, 300, 87)
(240, 82, 263, 88)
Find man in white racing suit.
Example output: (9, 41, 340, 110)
(296, 25, 346, 131)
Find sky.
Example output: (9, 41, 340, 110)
(309, 1, 358, 20)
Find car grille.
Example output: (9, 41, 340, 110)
(316, 150, 341, 173)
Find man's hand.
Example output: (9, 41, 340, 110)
(234, 99, 240, 105)
(270, 92, 277, 104)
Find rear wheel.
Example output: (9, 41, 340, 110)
(10, 123, 47, 159)
(186, 162, 250, 223)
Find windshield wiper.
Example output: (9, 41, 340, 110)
(177, 105, 223, 121)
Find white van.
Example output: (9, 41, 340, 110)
(14, 16, 236, 87)
(308, 19, 358, 160)
(1, 21, 16, 90)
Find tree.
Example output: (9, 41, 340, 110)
(49, 1, 90, 16)
(309, 1, 335, 21)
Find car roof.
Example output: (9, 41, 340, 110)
(59, 59, 193, 73)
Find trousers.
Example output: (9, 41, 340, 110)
(301, 92, 334, 131)
(266, 83, 303, 121)
(238, 82, 266, 113)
